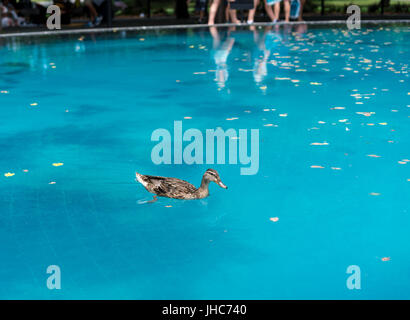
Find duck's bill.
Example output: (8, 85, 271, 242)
(218, 181, 228, 189)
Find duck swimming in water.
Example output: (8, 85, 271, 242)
(135, 169, 227, 201)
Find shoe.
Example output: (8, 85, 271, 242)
(94, 16, 103, 26)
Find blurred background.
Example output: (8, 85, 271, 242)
(0, 0, 409, 32)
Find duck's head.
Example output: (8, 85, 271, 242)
(203, 169, 228, 189)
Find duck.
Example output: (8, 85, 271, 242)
(135, 169, 227, 201)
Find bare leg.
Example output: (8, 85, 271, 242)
(264, 0, 276, 22)
(86, 3, 98, 21)
(298, 0, 305, 21)
(229, 9, 240, 23)
(208, 0, 221, 25)
(247, 0, 260, 23)
(283, 0, 290, 22)
(273, 1, 280, 21)
(225, 2, 230, 21)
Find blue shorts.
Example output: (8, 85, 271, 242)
(266, 0, 282, 5)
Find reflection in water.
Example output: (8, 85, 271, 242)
(210, 26, 236, 89)
(210, 23, 308, 90)
(0, 24, 309, 88)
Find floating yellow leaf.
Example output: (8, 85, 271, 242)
(270, 217, 279, 222)
(52, 163, 64, 167)
(4, 172, 15, 177)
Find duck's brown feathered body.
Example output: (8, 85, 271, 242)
(136, 169, 227, 200)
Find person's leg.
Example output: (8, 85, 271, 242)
(264, 0, 276, 22)
(247, 0, 260, 23)
(208, 0, 221, 25)
(85, 0, 98, 21)
(283, 0, 290, 22)
(298, 0, 305, 21)
(225, 1, 231, 21)
(273, 1, 280, 21)
(229, 7, 240, 24)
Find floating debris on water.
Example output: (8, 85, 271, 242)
(52, 163, 64, 167)
(310, 142, 329, 146)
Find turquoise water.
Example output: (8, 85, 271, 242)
(0, 24, 409, 299)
